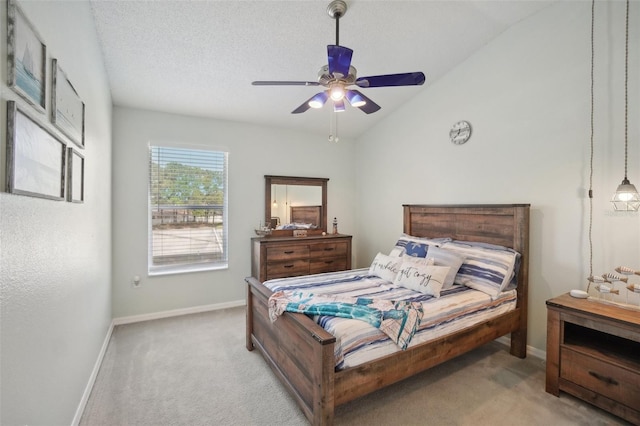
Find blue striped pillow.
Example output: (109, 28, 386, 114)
(442, 240, 520, 298)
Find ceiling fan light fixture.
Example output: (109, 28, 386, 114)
(333, 99, 345, 112)
(329, 84, 345, 101)
(308, 92, 329, 109)
(345, 90, 366, 107)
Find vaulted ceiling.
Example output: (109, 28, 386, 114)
(90, 1, 554, 139)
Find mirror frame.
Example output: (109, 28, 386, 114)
(265, 175, 328, 236)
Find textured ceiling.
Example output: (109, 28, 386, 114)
(90, 0, 554, 140)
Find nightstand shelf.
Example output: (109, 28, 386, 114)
(546, 293, 640, 425)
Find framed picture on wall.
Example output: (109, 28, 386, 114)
(52, 58, 85, 148)
(6, 0, 47, 113)
(66, 147, 85, 203)
(6, 101, 66, 201)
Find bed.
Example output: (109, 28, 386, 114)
(245, 204, 530, 425)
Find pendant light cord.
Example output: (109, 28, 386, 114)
(587, 0, 595, 292)
(624, 0, 629, 180)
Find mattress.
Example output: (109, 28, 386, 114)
(263, 268, 517, 369)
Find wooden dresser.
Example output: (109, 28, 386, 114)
(546, 293, 640, 424)
(251, 234, 352, 283)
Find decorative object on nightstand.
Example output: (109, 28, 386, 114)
(610, 0, 639, 211)
(449, 120, 472, 145)
(588, 265, 640, 307)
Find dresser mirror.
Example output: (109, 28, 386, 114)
(264, 175, 328, 236)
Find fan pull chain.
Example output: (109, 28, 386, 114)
(329, 112, 339, 143)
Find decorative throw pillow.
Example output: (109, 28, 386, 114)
(425, 246, 465, 290)
(393, 260, 450, 298)
(369, 252, 403, 283)
(389, 235, 451, 258)
(442, 240, 520, 298)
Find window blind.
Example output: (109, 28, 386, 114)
(148, 145, 228, 274)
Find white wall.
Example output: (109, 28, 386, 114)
(0, 1, 112, 424)
(111, 107, 356, 318)
(353, 1, 639, 352)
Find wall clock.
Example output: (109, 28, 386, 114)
(449, 120, 472, 145)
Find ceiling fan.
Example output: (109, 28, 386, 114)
(252, 0, 426, 115)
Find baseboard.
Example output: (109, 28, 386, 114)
(495, 335, 546, 360)
(112, 299, 246, 325)
(71, 320, 114, 426)
(72, 300, 245, 425)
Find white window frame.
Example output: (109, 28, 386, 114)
(147, 143, 229, 276)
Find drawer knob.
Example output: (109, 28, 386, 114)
(324, 247, 335, 251)
(283, 264, 294, 269)
(588, 371, 618, 386)
(284, 251, 294, 254)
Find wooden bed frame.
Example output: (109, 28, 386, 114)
(245, 204, 530, 425)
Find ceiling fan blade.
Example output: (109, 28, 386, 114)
(291, 92, 327, 114)
(355, 72, 426, 88)
(327, 45, 353, 78)
(252, 81, 320, 86)
(348, 90, 381, 114)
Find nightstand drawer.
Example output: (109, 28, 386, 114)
(309, 257, 347, 274)
(561, 348, 640, 408)
(310, 242, 347, 258)
(266, 259, 310, 279)
(266, 245, 310, 261)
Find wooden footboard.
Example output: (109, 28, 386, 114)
(246, 276, 337, 425)
(246, 204, 530, 425)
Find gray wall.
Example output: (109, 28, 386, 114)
(352, 1, 640, 352)
(0, 0, 112, 424)
(111, 107, 357, 318)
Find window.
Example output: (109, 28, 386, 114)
(148, 145, 228, 275)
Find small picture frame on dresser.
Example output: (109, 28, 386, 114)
(293, 229, 307, 238)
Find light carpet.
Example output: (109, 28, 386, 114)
(80, 307, 628, 425)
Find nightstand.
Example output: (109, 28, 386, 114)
(546, 293, 640, 424)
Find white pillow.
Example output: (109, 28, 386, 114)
(425, 246, 465, 290)
(394, 260, 450, 298)
(401, 255, 435, 266)
(368, 252, 403, 282)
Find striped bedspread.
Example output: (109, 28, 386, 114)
(263, 268, 517, 369)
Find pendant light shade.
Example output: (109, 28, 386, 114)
(611, 178, 640, 211)
(611, 0, 639, 211)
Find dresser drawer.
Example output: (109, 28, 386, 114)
(309, 257, 347, 275)
(561, 348, 640, 408)
(266, 259, 310, 280)
(266, 245, 310, 261)
(310, 242, 347, 258)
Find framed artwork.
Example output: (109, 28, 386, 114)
(52, 58, 85, 148)
(66, 147, 85, 203)
(6, 0, 47, 113)
(6, 101, 66, 201)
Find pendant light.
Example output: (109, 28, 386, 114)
(273, 186, 278, 208)
(611, 0, 640, 211)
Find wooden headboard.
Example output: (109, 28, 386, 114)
(290, 205, 322, 226)
(403, 204, 530, 317)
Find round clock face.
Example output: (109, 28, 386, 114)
(449, 121, 472, 145)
